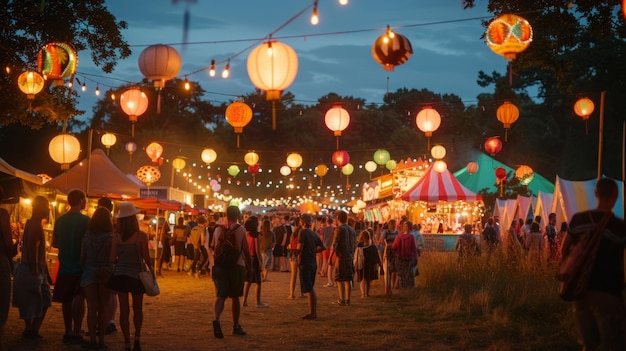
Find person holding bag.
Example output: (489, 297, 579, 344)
(107, 203, 151, 351)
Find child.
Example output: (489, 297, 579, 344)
(356, 229, 381, 298)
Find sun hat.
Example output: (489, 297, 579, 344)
(116, 202, 141, 219)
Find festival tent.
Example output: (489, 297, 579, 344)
(44, 148, 141, 198)
(515, 195, 535, 221)
(454, 153, 554, 196)
(400, 166, 482, 203)
(533, 191, 554, 226)
(0, 156, 46, 203)
(125, 197, 183, 215)
(551, 176, 624, 223)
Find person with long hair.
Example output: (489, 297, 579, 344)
(356, 229, 381, 298)
(259, 219, 275, 282)
(80, 207, 114, 349)
(107, 203, 150, 351)
(242, 216, 267, 307)
(287, 217, 302, 299)
(12, 196, 51, 340)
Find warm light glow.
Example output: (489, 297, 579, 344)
(222, 62, 230, 79)
(225, 101, 253, 133)
(81, 83, 86, 92)
(310, 7, 319, 25)
(280, 165, 291, 176)
(486, 14, 533, 60)
(17, 70, 45, 99)
(515, 165, 534, 185)
(136, 165, 161, 186)
(172, 157, 186, 170)
(95, 86, 101, 96)
(574, 97, 595, 120)
(209, 60, 216, 77)
(339, 0, 348, 5)
(372, 25, 412, 71)
(496, 101, 520, 128)
(145, 142, 163, 163)
(100, 133, 117, 148)
(373, 149, 390, 166)
(244, 151, 259, 166)
(433, 160, 447, 173)
(364, 161, 377, 173)
(49, 133, 81, 170)
(466, 161, 479, 175)
(247, 40, 298, 99)
(415, 106, 441, 136)
(430, 145, 446, 160)
(184, 78, 190, 90)
(286, 153, 303, 170)
(332, 150, 350, 168)
(315, 164, 328, 177)
(201, 148, 217, 164)
(324, 105, 350, 136)
(120, 88, 149, 121)
(484, 136, 503, 156)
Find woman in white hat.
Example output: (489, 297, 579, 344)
(107, 203, 150, 351)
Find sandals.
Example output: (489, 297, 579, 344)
(212, 320, 224, 339)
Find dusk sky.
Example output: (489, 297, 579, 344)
(75, 0, 508, 114)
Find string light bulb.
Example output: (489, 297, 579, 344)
(222, 61, 230, 79)
(111, 93, 116, 101)
(267, 41, 273, 56)
(339, 0, 348, 5)
(383, 25, 395, 44)
(81, 82, 87, 92)
(209, 60, 216, 77)
(310, 2, 319, 25)
(67, 80, 73, 88)
(95, 85, 101, 96)
(184, 76, 190, 90)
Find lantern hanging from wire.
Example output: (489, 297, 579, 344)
(120, 88, 149, 137)
(364, 160, 377, 179)
(372, 25, 413, 71)
(170, 157, 186, 187)
(315, 164, 328, 185)
(486, 14, 533, 85)
(466, 161, 479, 175)
(17, 70, 45, 112)
(430, 145, 446, 160)
(574, 97, 595, 135)
(244, 151, 259, 166)
(484, 136, 503, 156)
(373, 149, 390, 168)
(496, 101, 519, 141)
(227, 165, 240, 177)
(49, 133, 81, 170)
(201, 148, 217, 166)
(247, 40, 298, 130)
(433, 160, 448, 173)
(286, 153, 303, 172)
(515, 165, 534, 186)
(324, 105, 350, 149)
(125, 141, 137, 163)
(386, 160, 397, 171)
(37, 42, 78, 85)
(342, 163, 354, 187)
(495, 166, 507, 198)
(101, 133, 117, 155)
(332, 150, 350, 168)
(138, 44, 182, 113)
(415, 106, 441, 150)
(248, 164, 260, 183)
(225, 101, 253, 147)
(145, 142, 163, 165)
(279, 165, 291, 176)
(136, 165, 161, 187)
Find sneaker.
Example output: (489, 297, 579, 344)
(233, 325, 246, 336)
(212, 320, 223, 339)
(104, 323, 117, 335)
(323, 282, 334, 288)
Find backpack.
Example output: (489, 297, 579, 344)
(214, 224, 241, 268)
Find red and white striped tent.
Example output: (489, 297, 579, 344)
(400, 165, 482, 203)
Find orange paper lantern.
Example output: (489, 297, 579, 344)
(484, 137, 503, 156)
(496, 101, 519, 141)
(372, 26, 413, 71)
(486, 14, 533, 60)
(37, 42, 78, 82)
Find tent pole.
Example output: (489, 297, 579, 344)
(86, 129, 93, 197)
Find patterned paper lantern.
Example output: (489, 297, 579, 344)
(247, 40, 298, 130)
(136, 165, 161, 187)
(37, 42, 78, 83)
(145, 142, 163, 164)
(496, 101, 519, 141)
(486, 14, 533, 60)
(466, 161, 479, 175)
(49, 133, 81, 170)
(138, 44, 182, 89)
(372, 25, 413, 71)
(515, 165, 534, 185)
(484, 136, 503, 156)
(17, 70, 45, 99)
(332, 150, 350, 168)
(201, 148, 217, 165)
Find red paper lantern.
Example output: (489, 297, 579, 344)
(495, 167, 507, 180)
(332, 150, 350, 168)
(248, 164, 260, 174)
(484, 137, 503, 156)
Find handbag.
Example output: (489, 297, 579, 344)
(557, 211, 611, 301)
(136, 244, 160, 296)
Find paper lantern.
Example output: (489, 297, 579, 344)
(486, 14, 533, 60)
(49, 133, 81, 170)
(101, 133, 116, 155)
(138, 44, 182, 89)
(247, 40, 298, 130)
(286, 153, 303, 171)
(244, 151, 259, 166)
(225, 101, 253, 147)
(120, 88, 149, 137)
(146, 142, 163, 164)
(466, 161, 479, 175)
(515, 165, 534, 185)
(484, 137, 502, 156)
(125, 141, 137, 162)
(342, 163, 354, 176)
(248, 164, 260, 174)
(416, 106, 441, 150)
(430, 145, 446, 160)
(37, 42, 78, 82)
(364, 161, 377, 173)
(136, 165, 161, 187)
(495, 167, 507, 180)
(574, 97, 594, 120)
(496, 101, 519, 141)
(433, 160, 447, 173)
(227, 165, 240, 177)
(386, 160, 397, 171)
(17, 70, 45, 99)
(315, 164, 328, 177)
(373, 149, 390, 167)
(280, 165, 291, 176)
(201, 148, 217, 165)
(332, 150, 350, 168)
(324, 105, 350, 137)
(372, 26, 413, 71)
(172, 157, 186, 170)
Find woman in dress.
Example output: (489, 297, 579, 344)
(242, 216, 267, 307)
(107, 203, 150, 351)
(356, 229, 381, 298)
(390, 221, 418, 289)
(12, 196, 51, 339)
(80, 207, 114, 349)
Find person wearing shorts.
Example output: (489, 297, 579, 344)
(297, 214, 324, 320)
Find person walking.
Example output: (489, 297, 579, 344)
(356, 229, 381, 298)
(332, 210, 356, 306)
(211, 206, 250, 338)
(172, 217, 187, 272)
(297, 214, 324, 319)
(242, 216, 267, 307)
(12, 196, 50, 341)
(391, 221, 418, 289)
(561, 178, 626, 350)
(80, 207, 114, 349)
(97, 197, 118, 336)
(107, 202, 151, 351)
(287, 217, 302, 299)
(188, 217, 208, 277)
(455, 224, 480, 262)
(259, 219, 275, 282)
(52, 189, 89, 344)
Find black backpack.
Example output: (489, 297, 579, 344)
(214, 224, 241, 267)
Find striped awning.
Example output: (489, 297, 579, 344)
(400, 165, 482, 203)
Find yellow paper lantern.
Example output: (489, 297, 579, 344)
(433, 160, 448, 173)
(244, 151, 259, 166)
(172, 157, 186, 171)
(574, 97, 594, 120)
(17, 70, 45, 99)
(247, 40, 298, 130)
(49, 133, 81, 170)
(364, 161, 377, 173)
(201, 148, 217, 165)
(315, 164, 328, 177)
(430, 145, 446, 160)
(496, 101, 519, 141)
(416, 106, 441, 150)
(286, 153, 303, 171)
(100, 133, 117, 155)
(120, 88, 149, 137)
(486, 14, 533, 61)
(279, 165, 291, 176)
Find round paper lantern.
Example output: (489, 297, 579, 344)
(364, 161, 377, 173)
(49, 133, 81, 170)
(125, 142, 137, 154)
(386, 160, 397, 171)
(324, 105, 350, 137)
(515, 165, 534, 185)
(332, 150, 350, 168)
(172, 157, 186, 171)
(248, 164, 260, 174)
(351, 205, 359, 214)
(37, 42, 78, 82)
(136, 165, 161, 186)
(244, 151, 259, 166)
(120, 88, 149, 121)
(246, 40, 298, 130)
(280, 165, 292, 176)
(138, 44, 182, 89)
(372, 26, 413, 71)
(433, 160, 447, 173)
(573, 97, 594, 120)
(342, 163, 354, 176)
(17, 70, 45, 99)
(496, 101, 519, 141)
(286, 153, 303, 171)
(201, 148, 217, 165)
(484, 136, 503, 156)
(416, 106, 441, 138)
(227, 165, 240, 177)
(211, 183, 221, 192)
(315, 164, 328, 177)
(101, 133, 116, 151)
(225, 101, 253, 133)
(373, 149, 390, 167)
(486, 14, 533, 60)
(430, 145, 446, 160)
(495, 167, 507, 180)
(466, 161, 479, 175)
(145, 142, 163, 164)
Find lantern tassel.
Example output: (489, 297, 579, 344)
(504, 128, 508, 142)
(237, 134, 240, 148)
(157, 90, 162, 114)
(131, 122, 135, 138)
(272, 101, 277, 130)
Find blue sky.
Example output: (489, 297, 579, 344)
(75, 0, 507, 114)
